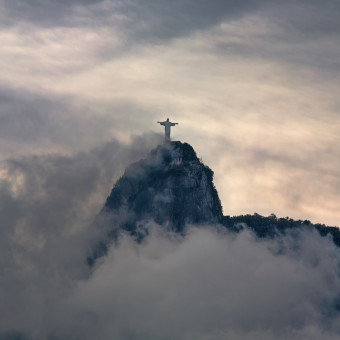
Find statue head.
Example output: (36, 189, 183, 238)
(167, 118, 169, 121)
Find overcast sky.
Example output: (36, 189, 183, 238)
(1, 2, 340, 338)
(1, 0, 339, 225)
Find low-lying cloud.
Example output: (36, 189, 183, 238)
(1, 138, 340, 339)
(0, 134, 161, 336)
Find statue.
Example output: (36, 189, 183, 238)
(157, 118, 178, 142)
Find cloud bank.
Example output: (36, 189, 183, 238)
(59, 226, 340, 340)
(1, 139, 340, 339)
(0, 134, 161, 336)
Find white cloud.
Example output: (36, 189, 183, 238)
(20, 226, 340, 339)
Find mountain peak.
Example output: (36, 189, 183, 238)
(103, 141, 223, 237)
(89, 141, 340, 266)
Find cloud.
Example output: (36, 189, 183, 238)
(0, 136, 340, 339)
(0, 134, 162, 334)
(0, 0, 104, 28)
(2, 0, 340, 46)
(0, 0, 270, 37)
(65, 227, 340, 340)
(0, 84, 160, 159)
(1, 5, 339, 338)
(264, 1, 340, 39)
(115, 0, 272, 42)
(4, 225, 340, 339)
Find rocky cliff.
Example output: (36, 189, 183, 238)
(103, 141, 223, 236)
(88, 140, 340, 265)
(87, 141, 223, 264)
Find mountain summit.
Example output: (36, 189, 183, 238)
(88, 140, 340, 265)
(103, 141, 223, 238)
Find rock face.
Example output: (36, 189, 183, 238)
(103, 141, 223, 237)
(88, 140, 340, 265)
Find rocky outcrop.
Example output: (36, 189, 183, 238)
(103, 141, 223, 236)
(88, 140, 340, 265)
(87, 141, 223, 264)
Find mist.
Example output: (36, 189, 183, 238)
(0, 134, 161, 337)
(1, 136, 340, 340)
(64, 226, 340, 340)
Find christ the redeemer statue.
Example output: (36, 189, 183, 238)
(157, 118, 178, 142)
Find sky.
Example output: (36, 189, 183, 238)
(1, 0, 340, 226)
(1, 1, 340, 338)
